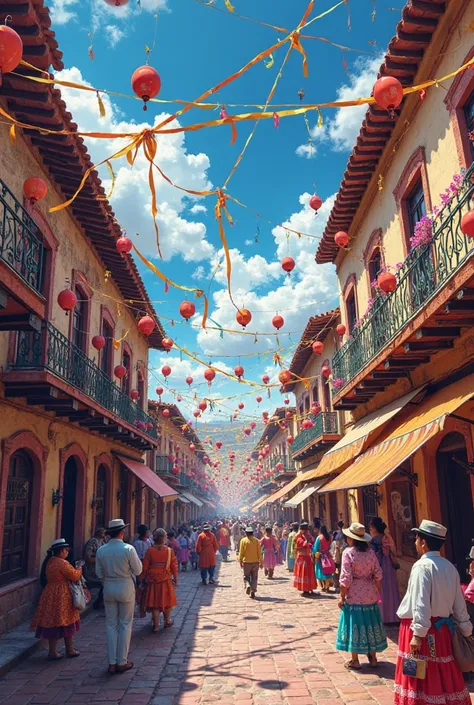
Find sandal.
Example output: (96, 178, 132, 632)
(116, 662, 134, 673)
(47, 653, 63, 661)
(344, 660, 361, 670)
(164, 620, 173, 628)
(152, 625, 160, 633)
(66, 650, 80, 658)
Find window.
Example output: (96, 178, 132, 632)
(312, 384, 319, 405)
(407, 179, 426, 236)
(72, 286, 87, 352)
(95, 465, 107, 529)
(322, 378, 331, 412)
(368, 247, 382, 287)
(463, 90, 474, 160)
(304, 395, 310, 413)
(122, 350, 131, 395)
(137, 373, 145, 410)
(100, 320, 114, 377)
(362, 486, 378, 528)
(346, 290, 358, 334)
(1, 451, 33, 586)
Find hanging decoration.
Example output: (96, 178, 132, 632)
(309, 194, 323, 213)
(138, 315, 155, 336)
(104, 0, 130, 5)
(130, 389, 139, 400)
(281, 256, 295, 275)
(162, 408, 170, 417)
(162, 365, 172, 377)
(57, 288, 77, 315)
(321, 364, 331, 378)
(23, 177, 47, 203)
(116, 236, 133, 255)
(278, 369, 292, 385)
(234, 365, 244, 380)
(312, 340, 324, 355)
(161, 337, 174, 351)
(334, 231, 349, 248)
(377, 271, 397, 293)
(236, 308, 252, 328)
(461, 210, 474, 238)
(336, 323, 346, 337)
(186, 376, 193, 386)
(156, 386, 163, 396)
(92, 335, 106, 351)
(114, 364, 127, 379)
(373, 76, 403, 117)
(180, 300, 196, 320)
(0, 25, 23, 86)
(262, 374, 270, 384)
(131, 65, 162, 110)
(272, 315, 284, 330)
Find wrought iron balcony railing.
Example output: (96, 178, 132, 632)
(270, 454, 296, 473)
(14, 322, 157, 438)
(333, 163, 474, 392)
(291, 411, 340, 457)
(0, 179, 45, 296)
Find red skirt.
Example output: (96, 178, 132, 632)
(394, 619, 471, 705)
(143, 578, 177, 612)
(293, 553, 317, 592)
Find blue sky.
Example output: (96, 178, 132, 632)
(50, 0, 400, 502)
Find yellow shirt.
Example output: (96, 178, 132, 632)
(238, 536, 262, 564)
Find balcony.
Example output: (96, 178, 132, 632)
(291, 411, 341, 460)
(156, 455, 174, 475)
(3, 322, 158, 450)
(270, 454, 296, 480)
(333, 164, 474, 409)
(0, 179, 47, 326)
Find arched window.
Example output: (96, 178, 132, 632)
(368, 247, 383, 288)
(137, 372, 145, 410)
(71, 285, 89, 353)
(122, 349, 131, 395)
(0, 451, 33, 586)
(312, 384, 319, 405)
(304, 395, 310, 412)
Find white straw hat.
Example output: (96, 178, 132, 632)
(414, 520, 447, 541)
(342, 522, 372, 542)
(105, 518, 129, 533)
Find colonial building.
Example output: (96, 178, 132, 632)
(0, 1, 165, 635)
(313, 0, 474, 589)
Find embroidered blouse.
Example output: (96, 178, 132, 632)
(339, 546, 382, 605)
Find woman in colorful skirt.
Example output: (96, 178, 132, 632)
(31, 539, 84, 660)
(313, 524, 335, 592)
(177, 530, 191, 571)
(140, 528, 178, 632)
(293, 521, 317, 596)
(286, 522, 299, 572)
(260, 525, 279, 578)
(369, 517, 400, 623)
(336, 522, 387, 669)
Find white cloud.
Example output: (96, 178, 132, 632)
(49, 0, 79, 24)
(296, 54, 383, 156)
(210, 249, 283, 299)
(105, 25, 125, 47)
(55, 67, 214, 262)
(244, 239, 253, 246)
(190, 204, 207, 214)
(50, 0, 168, 36)
(295, 142, 318, 160)
(192, 266, 206, 280)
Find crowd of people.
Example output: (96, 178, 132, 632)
(30, 513, 474, 705)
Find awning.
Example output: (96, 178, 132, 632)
(204, 500, 216, 509)
(303, 387, 424, 481)
(177, 494, 191, 503)
(322, 374, 474, 493)
(117, 456, 178, 498)
(181, 492, 203, 507)
(252, 493, 272, 512)
(258, 471, 313, 507)
(283, 481, 326, 508)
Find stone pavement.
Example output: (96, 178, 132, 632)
(1, 554, 473, 705)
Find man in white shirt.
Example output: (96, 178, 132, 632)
(394, 520, 472, 705)
(96, 519, 143, 674)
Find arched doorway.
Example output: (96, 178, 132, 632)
(436, 432, 474, 581)
(61, 457, 78, 554)
(95, 465, 108, 529)
(0, 451, 33, 586)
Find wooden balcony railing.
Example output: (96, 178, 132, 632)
(291, 411, 340, 457)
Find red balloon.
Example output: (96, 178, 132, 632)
(286, 436, 294, 445)
(236, 308, 252, 328)
(138, 315, 155, 336)
(461, 210, 474, 238)
(162, 365, 171, 377)
(189, 443, 196, 451)
(116, 236, 133, 255)
(156, 387, 164, 396)
(57, 289, 77, 313)
(262, 374, 270, 384)
(309, 194, 323, 212)
(0, 26, 23, 79)
(114, 364, 127, 379)
(234, 365, 244, 379)
(284, 398, 290, 405)
(272, 315, 284, 330)
(281, 256, 295, 274)
(278, 370, 292, 385)
(216, 441, 222, 449)
(262, 411, 269, 419)
(322, 365, 331, 379)
(92, 335, 106, 351)
(204, 368, 216, 383)
(250, 423, 256, 429)
(256, 396, 262, 403)
(312, 403, 321, 415)
(336, 324, 346, 337)
(186, 376, 193, 386)
(377, 271, 397, 293)
(130, 389, 139, 400)
(146, 422, 153, 431)
(179, 300, 196, 320)
(104, 0, 129, 4)
(193, 410, 201, 418)
(162, 337, 174, 351)
(285, 411, 292, 419)
(23, 177, 47, 203)
(238, 402, 244, 410)
(198, 400, 207, 411)
(335, 231, 349, 248)
(312, 340, 324, 355)
(244, 428, 251, 436)
(162, 408, 170, 418)
(131, 65, 161, 110)
(373, 76, 403, 112)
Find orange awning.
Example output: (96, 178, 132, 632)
(304, 387, 424, 481)
(254, 471, 314, 510)
(117, 455, 178, 498)
(322, 374, 474, 492)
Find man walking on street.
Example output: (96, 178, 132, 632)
(196, 524, 219, 585)
(239, 526, 263, 599)
(96, 519, 142, 674)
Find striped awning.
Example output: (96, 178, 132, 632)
(322, 374, 474, 492)
(282, 481, 326, 508)
(181, 492, 203, 507)
(303, 387, 424, 481)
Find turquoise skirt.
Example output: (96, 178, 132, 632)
(287, 557, 295, 572)
(336, 603, 387, 654)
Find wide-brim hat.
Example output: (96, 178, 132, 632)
(245, 526, 254, 533)
(51, 538, 69, 550)
(414, 520, 447, 541)
(203, 524, 211, 531)
(300, 521, 310, 529)
(343, 522, 372, 542)
(105, 519, 129, 533)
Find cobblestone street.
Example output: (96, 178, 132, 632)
(1, 555, 472, 705)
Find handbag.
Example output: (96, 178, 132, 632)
(390, 555, 401, 570)
(320, 550, 336, 575)
(69, 577, 89, 611)
(452, 624, 474, 672)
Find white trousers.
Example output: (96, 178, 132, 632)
(103, 580, 135, 666)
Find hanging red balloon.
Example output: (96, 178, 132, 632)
(234, 365, 244, 380)
(272, 315, 284, 330)
(198, 400, 207, 412)
(286, 435, 294, 445)
(216, 441, 222, 449)
(262, 374, 270, 384)
(162, 365, 172, 378)
(309, 194, 323, 212)
(285, 411, 292, 419)
(336, 324, 346, 337)
(114, 364, 127, 379)
(284, 398, 290, 405)
(104, 0, 129, 5)
(373, 76, 403, 114)
(312, 403, 321, 415)
(162, 408, 170, 418)
(131, 65, 161, 110)
(244, 428, 251, 436)
(256, 396, 262, 403)
(236, 308, 252, 328)
(146, 422, 153, 431)
(57, 288, 77, 314)
(204, 368, 216, 384)
(162, 337, 174, 351)
(278, 370, 292, 385)
(138, 315, 155, 336)
(335, 231, 349, 248)
(116, 236, 133, 255)
(156, 386, 163, 396)
(281, 257, 295, 275)
(186, 376, 193, 386)
(0, 26, 23, 85)
(461, 210, 474, 238)
(92, 335, 106, 351)
(189, 443, 196, 452)
(312, 340, 324, 355)
(238, 402, 244, 410)
(250, 423, 256, 430)
(23, 177, 47, 203)
(193, 410, 201, 418)
(130, 389, 139, 401)
(377, 271, 397, 294)
(179, 300, 195, 320)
